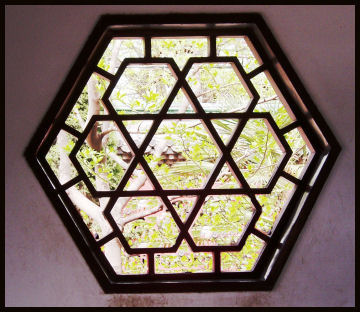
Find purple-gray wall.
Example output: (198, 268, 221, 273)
(5, 5, 355, 307)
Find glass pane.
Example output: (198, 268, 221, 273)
(221, 234, 265, 272)
(213, 162, 241, 189)
(145, 119, 220, 190)
(155, 240, 213, 273)
(101, 238, 148, 275)
(117, 196, 180, 248)
(65, 73, 109, 132)
(110, 64, 177, 114)
(45, 130, 77, 185)
(255, 177, 296, 234)
(152, 37, 208, 70)
(186, 62, 251, 113)
(167, 88, 196, 114)
(251, 72, 294, 129)
(190, 195, 255, 246)
(123, 120, 153, 147)
(231, 118, 285, 188)
(284, 128, 313, 179)
(76, 121, 133, 191)
(216, 36, 261, 73)
(97, 38, 145, 75)
(211, 119, 239, 145)
(168, 196, 196, 223)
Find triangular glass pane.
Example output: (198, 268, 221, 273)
(123, 120, 153, 147)
(124, 163, 154, 191)
(211, 119, 239, 145)
(167, 196, 196, 223)
(167, 89, 196, 114)
(212, 162, 241, 189)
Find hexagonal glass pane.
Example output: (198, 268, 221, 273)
(216, 36, 261, 73)
(65, 181, 111, 240)
(168, 195, 196, 223)
(186, 62, 251, 113)
(101, 238, 148, 275)
(251, 72, 295, 129)
(155, 240, 213, 274)
(190, 195, 255, 246)
(76, 121, 134, 191)
(116, 196, 180, 248)
(145, 119, 220, 190)
(97, 38, 145, 75)
(45, 130, 77, 185)
(284, 127, 314, 179)
(151, 37, 208, 70)
(221, 234, 265, 272)
(231, 118, 285, 188)
(109, 63, 177, 114)
(65, 73, 109, 132)
(255, 177, 296, 234)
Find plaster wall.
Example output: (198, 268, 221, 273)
(5, 5, 355, 307)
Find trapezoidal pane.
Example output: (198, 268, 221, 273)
(251, 72, 295, 129)
(75, 121, 134, 191)
(65, 73, 109, 133)
(45, 129, 78, 185)
(119, 196, 180, 248)
(109, 63, 177, 114)
(186, 62, 252, 113)
(145, 119, 220, 190)
(190, 195, 255, 246)
(231, 118, 285, 188)
(155, 240, 213, 274)
(65, 181, 111, 240)
(221, 234, 265, 272)
(284, 127, 314, 179)
(255, 177, 296, 234)
(97, 38, 145, 75)
(151, 37, 208, 70)
(101, 238, 148, 275)
(216, 36, 261, 73)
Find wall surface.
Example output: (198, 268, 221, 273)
(5, 5, 355, 307)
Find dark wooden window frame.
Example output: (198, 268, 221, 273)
(24, 13, 341, 293)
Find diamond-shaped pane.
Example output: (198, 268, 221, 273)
(190, 195, 255, 246)
(114, 196, 180, 248)
(109, 63, 177, 114)
(145, 119, 220, 190)
(76, 121, 133, 191)
(231, 118, 285, 188)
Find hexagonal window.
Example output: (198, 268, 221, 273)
(27, 15, 340, 292)
(190, 195, 255, 246)
(231, 118, 286, 188)
(109, 63, 177, 114)
(145, 119, 220, 190)
(75, 120, 134, 191)
(186, 62, 252, 113)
